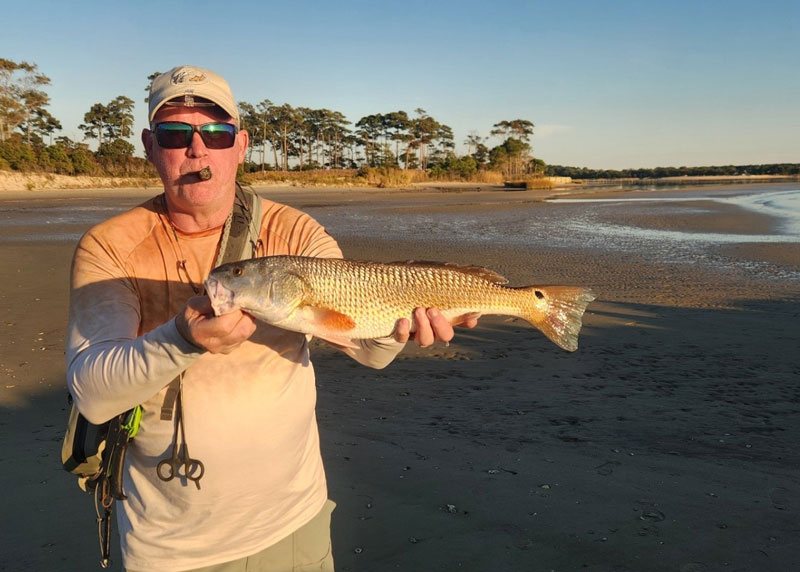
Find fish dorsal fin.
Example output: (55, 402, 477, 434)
(389, 260, 509, 285)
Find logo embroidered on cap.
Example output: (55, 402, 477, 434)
(171, 69, 208, 85)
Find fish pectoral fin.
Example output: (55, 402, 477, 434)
(307, 306, 359, 348)
(308, 306, 357, 331)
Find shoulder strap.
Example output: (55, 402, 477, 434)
(161, 183, 262, 421)
(216, 183, 262, 266)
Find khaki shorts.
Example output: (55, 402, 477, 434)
(127, 500, 336, 572)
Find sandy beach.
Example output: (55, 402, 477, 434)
(1, 184, 798, 571)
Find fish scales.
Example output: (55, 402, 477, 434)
(297, 257, 518, 336)
(205, 255, 596, 351)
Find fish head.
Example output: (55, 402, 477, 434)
(205, 259, 306, 324)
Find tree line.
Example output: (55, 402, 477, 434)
(546, 163, 800, 179)
(1, 58, 540, 179)
(235, 103, 537, 177)
(1, 59, 151, 176)
(5, 58, 796, 183)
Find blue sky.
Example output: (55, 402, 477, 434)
(2, 0, 798, 169)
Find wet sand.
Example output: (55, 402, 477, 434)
(0, 185, 798, 571)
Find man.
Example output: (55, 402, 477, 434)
(66, 65, 476, 572)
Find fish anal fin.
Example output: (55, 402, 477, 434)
(447, 311, 483, 326)
(315, 333, 360, 349)
(389, 260, 509, 284)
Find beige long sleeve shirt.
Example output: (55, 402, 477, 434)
(66, 194, 404, 571)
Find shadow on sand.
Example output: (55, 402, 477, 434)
(1, 299, 798, 571)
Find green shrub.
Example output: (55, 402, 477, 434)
(0, 140, 38, 170)
(45, 144, 75, 174)
(429, 154, 478, 180)
(70, 147, 96, 175)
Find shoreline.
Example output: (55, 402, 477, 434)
(1, 178, 796, 207)
(1, 168, 797, 195)
(0, 186, 798, 571)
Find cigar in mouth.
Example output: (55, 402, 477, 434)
(197, 167, 213, 181)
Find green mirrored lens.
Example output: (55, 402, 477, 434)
(155, 122, 237, 149)
(156, 123, 193, 148)
(199, 124, 236, 149)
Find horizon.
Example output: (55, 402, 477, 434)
(1, 0, 798, 171)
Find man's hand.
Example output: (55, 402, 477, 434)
(393, 307, 480, 347)
(175, 296, 256, 354)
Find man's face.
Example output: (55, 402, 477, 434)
(142, 105, 248, 213)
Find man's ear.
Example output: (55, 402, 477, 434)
(237, 129, 249, 164)
(142, 128, 154, 162)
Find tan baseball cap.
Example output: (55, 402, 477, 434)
(148, 65, 239, 126)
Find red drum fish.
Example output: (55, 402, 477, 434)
(205, 256, 596, 351)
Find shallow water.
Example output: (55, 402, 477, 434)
(311, 186, 800, 281)
(1, 185, 798, 281)
(723, 189, 800, 234)
(548, 188, 800, 239)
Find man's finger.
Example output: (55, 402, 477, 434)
(212, 308, 251, 334)
(232, 312, 257, 338)
(413, 307, 434, 347)
(427, 308, 454, 343)
(393, 318, 411, 343)
(186, 295, 214, 315)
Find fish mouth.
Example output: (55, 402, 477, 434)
(204, 276, 237, 316)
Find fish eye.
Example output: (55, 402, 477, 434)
(232, 266, 243, 277)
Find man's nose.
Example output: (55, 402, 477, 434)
(187, 131, 208, 157)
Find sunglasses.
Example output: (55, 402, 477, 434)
(154, 122, 238, 149)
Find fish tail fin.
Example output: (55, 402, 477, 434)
(520, 286, 596, 352)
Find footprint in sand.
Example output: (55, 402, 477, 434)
(637, 503, 665, 522)
(595, 460, 621, 476)
(769, 486, 791, 510)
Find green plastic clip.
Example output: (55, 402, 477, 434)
(121, 405, 143, 439)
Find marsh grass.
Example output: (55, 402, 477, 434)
(240, 169, 361, 187)
(504, 177, 557, 190)
(471, 171, 505, 184)
(240, 168, 505, 188)
(2, 166, 514, 191)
